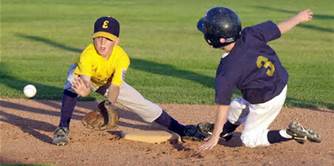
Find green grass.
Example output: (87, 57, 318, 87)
(1, 0, 333, 109)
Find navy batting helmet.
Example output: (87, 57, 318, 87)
(197, 7, 241, 48)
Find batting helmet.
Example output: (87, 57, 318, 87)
(197, 7, 242, 48)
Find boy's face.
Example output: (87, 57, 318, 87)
(93, 37, 118, 58)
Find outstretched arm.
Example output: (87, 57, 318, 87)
(278, 9, 313, 34)
(199, 104, 229, 151)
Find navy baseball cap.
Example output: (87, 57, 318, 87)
(93, 16, 120, 41)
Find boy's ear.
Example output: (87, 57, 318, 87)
(219, 38, 226, 44)
(114, 38, 120, 45)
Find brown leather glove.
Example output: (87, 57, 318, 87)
(82, 100, 119, 130)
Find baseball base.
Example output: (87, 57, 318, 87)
(121, 130, 180, 144)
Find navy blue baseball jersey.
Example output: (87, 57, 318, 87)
(215, 21, 288, 105)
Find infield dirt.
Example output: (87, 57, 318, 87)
(1, 99, 333, 166)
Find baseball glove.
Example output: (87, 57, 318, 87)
(197, 122, 233, 141)
(81, 100, 119, 131)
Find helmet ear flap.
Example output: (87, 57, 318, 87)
(204, 34, 221, 48)
(204, 34, 234, 48)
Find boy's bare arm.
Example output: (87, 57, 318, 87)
(278, 9, 313, 34)
(199, 104, 229, 151)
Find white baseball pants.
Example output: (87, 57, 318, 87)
(227, 85, 287, 148)
(64, 64, 162, 122)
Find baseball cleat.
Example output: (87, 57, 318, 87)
(286, 121, 321, 144)
(52, 127, 70, 146)
(182, 125, 207, 141)
(197, 122, 233, 141)
(197, 122, 214, 135)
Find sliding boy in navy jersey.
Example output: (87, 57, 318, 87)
(196, 7, 321, 151)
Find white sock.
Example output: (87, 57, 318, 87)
(279, 129, 292, 139)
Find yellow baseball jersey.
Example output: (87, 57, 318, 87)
(74, 43, 130, 87)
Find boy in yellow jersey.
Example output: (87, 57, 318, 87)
(52, 16, 207, 146)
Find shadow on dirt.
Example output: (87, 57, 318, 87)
(0, 99, 89, 144)
(0, 99, 171, 144)
(0, 110, 55, 143)
(0, 100, 85, 119)
(219, 132, 243, 147)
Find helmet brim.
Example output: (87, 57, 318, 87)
(197, 17, 206, 33)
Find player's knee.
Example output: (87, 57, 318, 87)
(241, 130, 271, 148)
(240, 133, 264, 148)
(141, 104, 162, 122)
(122, 100, 162, 123)
(241, 135, 257, 148)
(141, 110, 162, 123)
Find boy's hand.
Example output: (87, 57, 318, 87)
(278, 9, 313, 34)
(72, 76, 91, 97)
(295, 9, 313, 23)
(199, 134, 220, 151)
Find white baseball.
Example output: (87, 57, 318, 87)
(23, 84, 37, 98)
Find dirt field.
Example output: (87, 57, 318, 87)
(0, 98, 333, 166)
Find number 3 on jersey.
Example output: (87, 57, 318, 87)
(256, 55, 275, 77)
